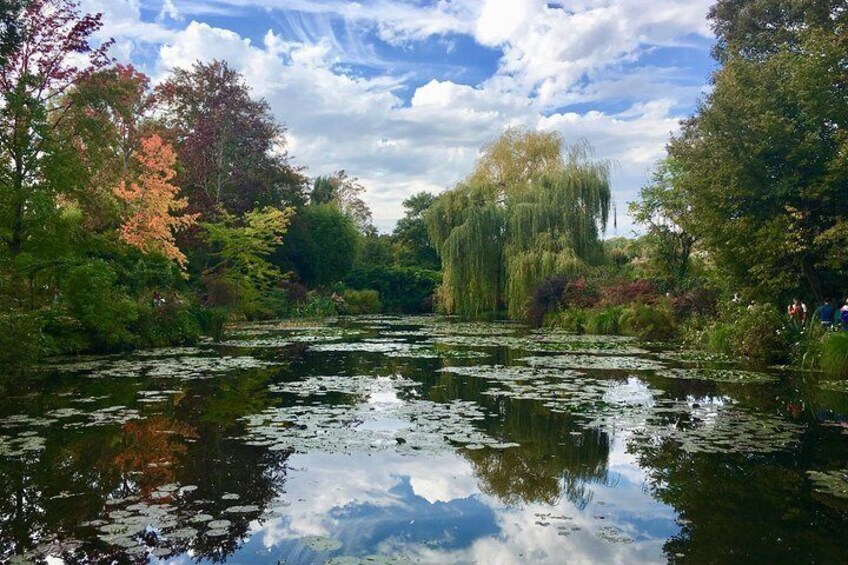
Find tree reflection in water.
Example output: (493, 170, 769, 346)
(0, 367, 292, 563)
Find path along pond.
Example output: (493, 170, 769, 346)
(1, 315, 847, 564)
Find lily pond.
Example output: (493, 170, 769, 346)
(2, 316, 848, 564)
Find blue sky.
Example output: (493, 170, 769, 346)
(85, 0, 717, 233)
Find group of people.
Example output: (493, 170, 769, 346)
(788, 297, 848, 329)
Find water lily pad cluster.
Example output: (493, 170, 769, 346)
(269, 375, 419, 397)
(50, 354, 278, 380)
(0, 430, 46, 457)
(242, 375, 503, 455)
(520, 354, 667, 372)
(439, 364, 804, 455)
(806, 469, 848, 499)
(70, 485, 261, 560)
(818, 379, 848, 394)
(655, 368, 777, 384)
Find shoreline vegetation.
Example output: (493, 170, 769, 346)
(2, 1, 847, 382)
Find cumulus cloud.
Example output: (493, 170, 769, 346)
(88, 0, 713, 232)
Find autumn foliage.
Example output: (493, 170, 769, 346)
(114, 134, 198, 266)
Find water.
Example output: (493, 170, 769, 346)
(1, 316, 846, 564)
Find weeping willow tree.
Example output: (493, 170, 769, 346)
(426, 128, 611, 320)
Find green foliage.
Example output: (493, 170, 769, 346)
(667, 25, 848, 300)
(203, 207, 294, 288)
(427, 129, 610, 320)
(356, 233, 394, 270)
(687, 303, 790, 364)
(341, 289, 381, 315)
(293, 294, 339, 318)
(134, 292, 201, 347)
(629, 159, 698, 291)
(619, 304, 675, 341)
(393, 191, 440, 270)
(193, 306, 229, 342)
(346, 266, 440, 313)
(819, 332, 848, 379)
(586, 306, 624, 335)
(275, 204, 359, 287)
(544, 308, 588, 333)
(0, 312, 44, 367)
(63, 260, 138, 350)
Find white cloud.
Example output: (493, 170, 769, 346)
(88, 0, 714, 232)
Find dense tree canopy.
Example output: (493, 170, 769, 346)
(667, 20, 848, 300)
(709, 0, 847, 62)
(274, 204, 359, 287)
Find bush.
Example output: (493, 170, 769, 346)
(819, 332, 848, 378)
(586, 305, 624, 335)
(193, 306, 230, 341)
(544, 308, 588, 333)
(600, 279, 659, 306)
(528, 276, 598, 327)
(346, 266, 440, 313)
(134, 291, 201, 347)
(0, 312, 44, 367)
(294, 293, 339, 318)
(341, 289, 381, 314)
(727, 303, 788, 364)
(670, 287, 719, 322)
(63, 261, 138, 351)
(619, 304, 675, 341)
(689, 303, 790, 364)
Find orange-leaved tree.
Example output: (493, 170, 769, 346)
(115, 134, 199, 267)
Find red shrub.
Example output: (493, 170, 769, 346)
(599, 279, 660, 306)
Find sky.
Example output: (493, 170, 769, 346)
(82, 0, 717, 234)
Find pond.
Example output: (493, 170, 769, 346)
(1, 315, 847, 564)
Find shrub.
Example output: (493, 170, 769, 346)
(728, 303, 788, 364)
(63, 261, 138, 351)
(193, 306, 230, 341)
(600, 279, 659, 306)
(135, 291, 201, 347)
(586, 305, 624, 335)
(528, 276, 598, 327)
(619, 304, 675, 341)
(544, 308, 588, 333)
(670, 287, 719, 322)
(346, 266, 440, 313)
(818, 332, 848, 378)
(0, 312, 44, 367)
(294, 293, 339, 318)
(341, 289, 381, 314)
(705, 322, 734, 355)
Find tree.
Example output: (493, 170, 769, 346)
(668, 25, 848, 300)
(0, 0, 24, 68)
(309, 171, 373, 232)
(114, 134, 198, 267)
(274, 204, 359, 287)
(708, 0, 848, 62)
(629, 158, 698, 290)
(203, 207, 294, 289)
(0, 0, 111, 256)
(467, 126, 565, 195)
(60, 65, 154, 231)
(156, 60, 307, 218)
(426, 129, 610, 319)
(393, 191, 440, 270)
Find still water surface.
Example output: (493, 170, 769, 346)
(1, 316, 847, 564)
